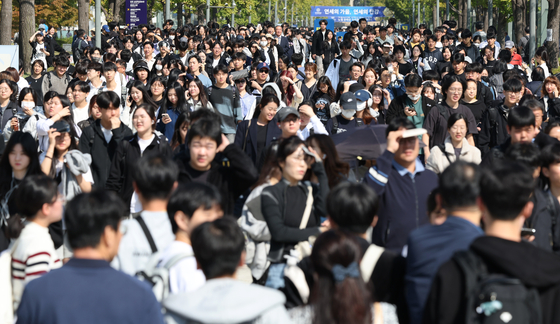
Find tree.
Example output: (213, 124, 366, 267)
(19, 0, 35, 73)
(546, 0, 560, 68)
(78, 0, 90, 31)
(0, 0, 13, 44)
(36, 0, 79, 28)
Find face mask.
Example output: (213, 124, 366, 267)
(169, 36, 175, 40)
(260, 41, 268, 47)
(357, 101, 367, 112)
(21, 102, 35, 110)
(155, 64, 163, 70)
(341, 109, 355, 118)
(408, 93, 421, 101)
(474, 43, 480, 48)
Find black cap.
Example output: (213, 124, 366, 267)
(340, 92, 358, 111)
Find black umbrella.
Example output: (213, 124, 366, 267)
(331, 124, 388, 163)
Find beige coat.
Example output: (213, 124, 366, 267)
(426, 137, 482, 174)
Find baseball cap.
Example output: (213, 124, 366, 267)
(505, 40, 514, 49)
(277, 107, 300, 122)
(102, 25, 110, 33)
(340, 92, 358, 111)
(354, 89, 372, 102)
(257, 62, 270, 71)
(265, 33, 273, 39)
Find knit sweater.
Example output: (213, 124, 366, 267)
(11, 222, 61, 311)
(209, 85, 242, 135)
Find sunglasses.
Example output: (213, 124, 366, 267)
(259, 69, 269, 73)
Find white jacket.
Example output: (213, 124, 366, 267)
(324, 56, 358, 89)
(426, 137, 482, 174)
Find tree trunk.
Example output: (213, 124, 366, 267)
(497, 11, 507, 44)
(547, 0, 560, 68)
(177, 3, 183, 26)
(483, 6, 488, 30)
(19, 0, 35, 74)
(78, 0, 89, 31)
(433, 4, 437, 29)
(0, 0, 13, 45)
(513, 0, 526, 43)
(458, 0, 464, 28)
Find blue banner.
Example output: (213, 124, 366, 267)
(126, 0, 147, 28)
(314, 19, 335, 32)
(311, 6, 385, 22)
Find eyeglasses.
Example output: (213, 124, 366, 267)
(447, 88, 463, 94)
(0, 87, 11, 92)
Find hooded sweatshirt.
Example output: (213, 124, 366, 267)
(163, 278, 291, 324)
(423, 236, 560, 324)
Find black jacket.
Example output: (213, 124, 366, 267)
(385, 95, 437, 125)
(423, 236, 560, 324)
(78, 119, 133, 189)
(525, 188, 560, 254)
(311, 29, 330, 56)
(476, 81, 494, 106)
(539, 96, 560, 121)
(174, 144, 258, 215)
(261, 162, 329, 262)
(234, 118, 282, 166)
(105, 133, 173, 207)
(477, 101, 510, 156)
(205, 53, 231, 77)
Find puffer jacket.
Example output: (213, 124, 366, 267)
(426, 137, 482, 174)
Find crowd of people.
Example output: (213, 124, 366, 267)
(1, 15, 560, 324)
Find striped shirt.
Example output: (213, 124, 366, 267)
(11, 221, 61, 311)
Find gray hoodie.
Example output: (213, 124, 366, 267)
(163, 278, 292, 324)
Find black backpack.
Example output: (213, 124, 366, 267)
(453, 250, 542, 324)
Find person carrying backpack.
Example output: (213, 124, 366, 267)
(72, 29, 89, 63)
(110, 155, 179, 276)
(423, 161, 560, 324)
(478, 78, 523, 156)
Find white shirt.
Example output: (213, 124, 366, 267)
(145, 57, 156, 70)
(101, 124, 113, 143)
(72, 103, 90, 124)
(297, 115, 329, 140)
(158, 241, 206, 294)
(130, 135, 155, 213)
(87, 81, 103, 102)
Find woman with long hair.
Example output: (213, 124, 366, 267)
(361, 42, 379, 68)
(186, 78, 213, 111)
(278, 70, 304, 107)
(534, 46, 551, 78)
(322, 30, 339, 69)
(159, 81, 189, 141)
(540, 76, 560, 120)
(307, 134, 354, 188)
(123, 81, 159, 131)
(312, 76, 336, 103)
(289, 229, 398, 324)
(170, 111, 190, 152)
(262, 136, 329, 286)
(0, 132, 42, 251)
(409, 45, 426, 77)
(302, 62, 318, 102)
(368, 85, 391, 125)
(106, 103, 172, 214)
(234, 94, 282, 167)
